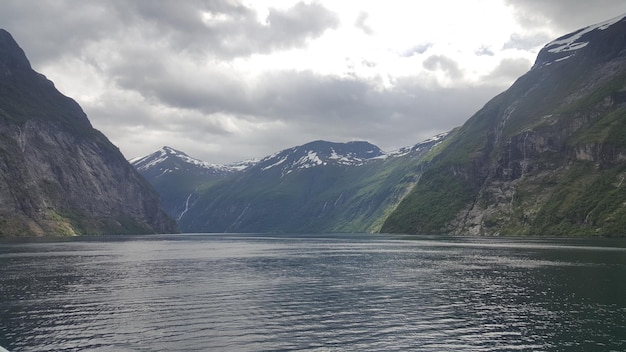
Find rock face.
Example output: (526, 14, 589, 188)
(382, 15, 626, 236)
(0, 29, 177, 236)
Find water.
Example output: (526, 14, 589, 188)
(1, 234, 625, 351)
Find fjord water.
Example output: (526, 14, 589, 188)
(1, 234, 625, 351)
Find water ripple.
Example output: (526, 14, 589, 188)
(1, 235, 625, 351)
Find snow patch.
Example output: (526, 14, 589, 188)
(545, 13, 624, 54)
(548, 41, 589, 54)
(262, 156, 288, 171)
(554, 54, 575, 62)
(387, 131, 449, 157)
(132, 146, 256, 174)
(295, 151, 325, 169)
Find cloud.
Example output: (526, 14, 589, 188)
(505, 0, 626, 33)
(118, 0, 340, 58)
(475, 46, 495, 56)
(260, 2, 341, 52)
(503, 32, 552, 51)
(3, 0, 623, 164)
(422, 55, 463, 80)
(354, 11, 373, 35)
(402, 43, 433, 57)
(74, 49, 504, 162)
(0, 0, 340, 64)
(0, 1, 117, 64)
(481, 57, 532, 85)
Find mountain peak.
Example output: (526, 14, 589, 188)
(0, 29, 32, 75)
(255, 140, 385, 176)
(131, 146, 250, 179)
(533, 13, 626, 69)
(159, 146, 190, 157)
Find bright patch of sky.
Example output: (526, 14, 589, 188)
(236, 1, 533, 86)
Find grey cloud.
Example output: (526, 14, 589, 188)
(113, 63, 244, 117)
(505, 0, 626, 33)
(475, 46, 495, 56)
(0, 0, 552, 164)
(503, 32, 552, 50)
(106, 59, 503, 158)
(423, 55, 463, 79)
(482, 58, 532, 85)
(121, 0, 340, 58)
(402, 43, 433, 57)
(267, 2, 340, 43)
(282, 77, 505, 153)
(355, 11, 373, 35)
(0, 1, 117, 65)
(0, 0, 340, 65)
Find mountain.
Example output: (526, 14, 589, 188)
(382, 14, 626, 236)
(254, 140, 385, 176)
(133, 135, 448, 232)
(0, 29, 177, 236)
(130, 146, 251, 220)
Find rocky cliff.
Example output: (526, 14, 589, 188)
(0, 29, 178, 236)
(382, 14, 626, 236)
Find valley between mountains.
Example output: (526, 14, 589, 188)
(131, 135, 447, 233)
(134, 14, 626, 236)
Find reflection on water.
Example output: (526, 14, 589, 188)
(1, 234, 625, 351)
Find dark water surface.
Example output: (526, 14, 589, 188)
(1, 234, 625, 351)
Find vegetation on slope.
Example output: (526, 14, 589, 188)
(382, 18, 626, 236)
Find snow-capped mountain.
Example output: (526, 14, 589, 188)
(248, 135, 450, 176)
(533, 13, 626, 68)
(130, 146, 250, 179)
(386, 132, 450, 157)
(252, 140, 385, 176)
(130, 146, 256, 221)
(131, 134, 452, 233)
(132, 135, 450, 182)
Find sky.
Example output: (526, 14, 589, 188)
(1, 1, 625, 164)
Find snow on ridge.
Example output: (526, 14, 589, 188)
(386, 131, 450, 157)
(296, 151, 325, 168)
(138, 133, 453, 175)
(328, 148, 369, 165)
(545, 13, 625, 54)
(132, 146, 254, 173)
(421, 131, 449, 144)
(262, 155, 288, 171)
(228, 159, 258, 171)
(547, 38, 589, 54)
(133, 150, 170, 171)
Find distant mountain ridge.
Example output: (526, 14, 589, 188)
(135, 133, 449, 179)
(0, 29, 177, 236)
(131, 146, 249, 178)
(132, 135, 449, 232)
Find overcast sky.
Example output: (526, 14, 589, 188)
(2, 1, 625, 163)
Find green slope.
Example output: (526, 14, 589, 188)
(382, 17, 626, 236)
(179, 152, 431, 233)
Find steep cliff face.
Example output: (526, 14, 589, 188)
(383, 15, 626, 236)
(0, 29, 177, 236)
